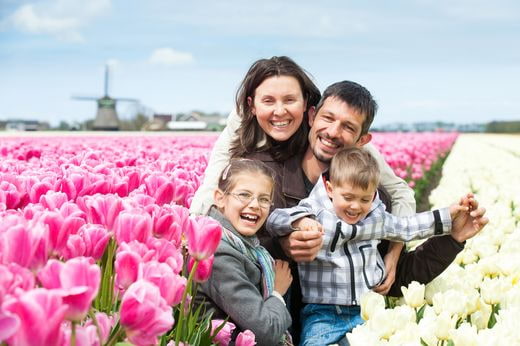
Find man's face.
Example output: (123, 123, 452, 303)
(308, 96, 372, 163)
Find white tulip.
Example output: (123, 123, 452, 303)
(360, 291, 385, 321)
(480, 277, 511, 305)
(449, 322, 478, 346)
(432, 289, 467, 318)
(368, 308, 397, 339)
(386, 322, 421, 345)
(346, 324, 381, 346)
(470, 299, 491, 330)
(433, 311, 456, 340)
(401, 281, 425, 308)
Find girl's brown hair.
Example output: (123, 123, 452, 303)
(218, 159, 276, 195)
(230, 56, 321, 162)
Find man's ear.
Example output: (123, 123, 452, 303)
(247, 96, 255, 115)
(214, 189, 225, 210)
(325, 180, 334, 199)
(356, 132, 372, 147)
(308, 106, 316, 127)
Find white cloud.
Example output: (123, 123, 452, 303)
(5, 0, 111, 41)
(148, 48, 194, 66)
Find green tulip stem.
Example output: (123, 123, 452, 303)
(175, 259, 199, 345)
(105, 323, 124, 346)
(71, 322, 77, 346)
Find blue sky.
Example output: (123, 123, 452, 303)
(1, 0, 519, 127)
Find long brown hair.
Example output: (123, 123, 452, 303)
(230, 56, 320, 161)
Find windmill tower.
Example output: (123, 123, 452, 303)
(73, 64, 138, 130)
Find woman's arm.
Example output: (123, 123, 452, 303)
(189, 110, 241, 215)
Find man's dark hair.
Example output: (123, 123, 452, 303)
(315, 81, 378, 136)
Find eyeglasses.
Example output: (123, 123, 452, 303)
(226, 191, 273, 209)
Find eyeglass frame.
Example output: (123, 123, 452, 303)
(225, 191, 273, 209)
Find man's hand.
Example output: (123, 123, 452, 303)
(292, 217, 324, 233)
(373, 242, 402, 295)
(279, 229, 323, 262)
(450, 193, 489, 243)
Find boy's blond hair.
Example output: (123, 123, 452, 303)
(329, 147, 380, 190)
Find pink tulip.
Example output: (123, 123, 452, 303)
(187, 216, 222, 261)
(39, 191, 68, 210)
(145, 237, 184, 274)
(144, 173, 174, 205)
(0, 181, 22, 210)
(235, 330, 256, 346)
(37, 257, 101, 321)
(3, 288, 68, 346)
(141, 261, 186, 306)
(120, 280, 174, 346)
(29, 181, 53, 203)
(0, 312, 20, 342)
(77, 194, 123, 230)
(38, 211, 85, 253)
(189, 255, 214, 283)
(0, 223, 49, 270)
(211, 319, 236, 346)
(113, 209, 153, 244)
(115, 250, 142, 291)
(0, 263, 35, 299)
(61, 224, 110, 260)
(149, 205, 183, 246)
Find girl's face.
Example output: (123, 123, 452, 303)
(249, 75, 307, 142)
(214, 173, 273, 237)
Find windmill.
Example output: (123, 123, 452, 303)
(72, 64, 138, 130)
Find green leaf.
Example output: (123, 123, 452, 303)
(420, 337, 429, 346)
(416, 304, 426, 322)
(447, 340, 455, 346)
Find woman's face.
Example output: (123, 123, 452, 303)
(249, 75, 306, 142)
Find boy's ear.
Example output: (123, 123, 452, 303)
(308, 106, 316, 127)
(214, 189, 225, 209)
(356, 132, 372, 147)
(325, 180, 334, 199)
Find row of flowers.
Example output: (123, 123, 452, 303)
(348, 134, 520, 345)
(0, 136, 253, 345)
(370, 132, 458, 187)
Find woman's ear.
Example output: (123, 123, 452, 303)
(214, 189, 225, 210)
(308, 106, 316, 126)
(247, 96, 255, 115)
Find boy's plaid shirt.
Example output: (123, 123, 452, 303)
(266, 175, 452, 306)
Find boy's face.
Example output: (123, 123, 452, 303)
(325, 180, 376, 224)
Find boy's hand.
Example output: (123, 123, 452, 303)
(274, 260, 293, 296)
(292, 217, 324, 233)
(450, 193, 489, 243)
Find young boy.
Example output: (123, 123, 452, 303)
(266, 147, 486, 346)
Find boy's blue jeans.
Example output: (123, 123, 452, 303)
(300, 304, 364, 346)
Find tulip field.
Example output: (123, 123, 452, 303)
(0, 132, 518, 345)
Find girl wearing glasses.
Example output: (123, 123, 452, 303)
(196, 159, 293, 346)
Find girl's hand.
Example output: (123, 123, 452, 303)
(274, 260, 293, 296)
(291, 217, 324, 233)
